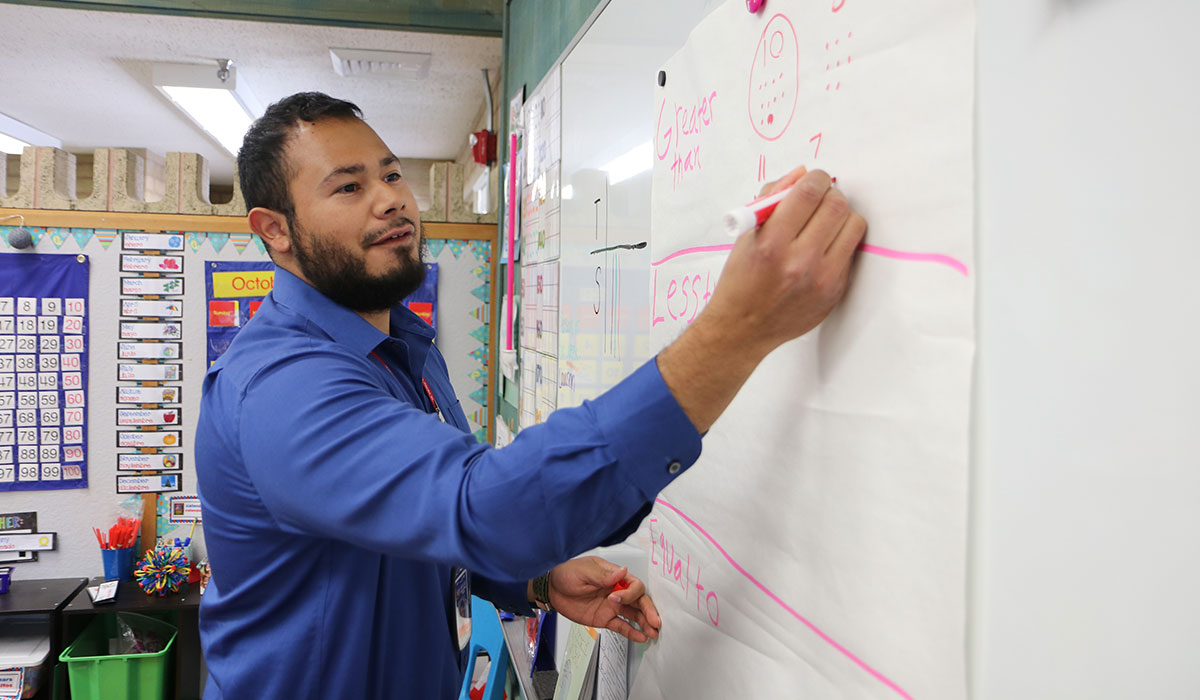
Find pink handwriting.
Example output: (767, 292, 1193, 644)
(656, 90, 719, 190)
(651, 265, 719, 327)
(649, 516, 720, 627)
(655, 498, 912, 699)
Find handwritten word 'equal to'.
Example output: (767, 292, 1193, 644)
(656, 90, 718, 190)
(649, 517, 720, 627)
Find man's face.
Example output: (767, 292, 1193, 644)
(283, 117, 425, 312)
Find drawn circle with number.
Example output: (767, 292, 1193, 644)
(748, 13, 799, 141)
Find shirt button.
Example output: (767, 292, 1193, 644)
(667, 461, 682, 474)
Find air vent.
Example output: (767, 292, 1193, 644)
(329, 48, 432, 79)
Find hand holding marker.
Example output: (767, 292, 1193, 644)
(724, 167, 837, 236)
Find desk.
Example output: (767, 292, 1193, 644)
(0, 577, 88, 700)
(59, 578, 202, 700)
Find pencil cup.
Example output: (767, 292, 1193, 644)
(101, 546, 136, 581)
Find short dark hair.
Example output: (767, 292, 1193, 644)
(237, 92, 363, 222)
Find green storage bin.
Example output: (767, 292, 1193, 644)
(58, 612, 175, 700)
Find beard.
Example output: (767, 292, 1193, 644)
(289, 216, 427, 313)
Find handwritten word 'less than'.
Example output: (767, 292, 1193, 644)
(656, 90, 718, 190)
(649, 517, 720, 627)
(652, 266, 717, 327)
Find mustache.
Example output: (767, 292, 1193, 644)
(362, 217, 418, 246)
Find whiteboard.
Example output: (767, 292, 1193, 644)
(556, 0, 1200, 697)
(557, 0, 723, 409)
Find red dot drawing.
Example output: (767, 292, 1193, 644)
(748, 13, 799, 142)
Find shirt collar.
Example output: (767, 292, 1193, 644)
(270, 267, 435, 358)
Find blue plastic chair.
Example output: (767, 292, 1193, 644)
(458, 595, 511, 700)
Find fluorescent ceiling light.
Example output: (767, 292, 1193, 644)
(0, 112, 61, 154)
(601, 141, 653, 185)
(153, 62, 262, 156)
(561, 184, 574, 200)
(0, 133, 30, 155)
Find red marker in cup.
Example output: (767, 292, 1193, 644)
(724, 176, 837, 236)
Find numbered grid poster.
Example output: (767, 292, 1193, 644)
(205, 261, 274, 366)
(0, 253, 89, 491)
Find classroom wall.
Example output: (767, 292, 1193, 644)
(0, 225, 494, 582)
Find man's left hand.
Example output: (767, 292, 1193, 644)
(543, 556, 661, 642)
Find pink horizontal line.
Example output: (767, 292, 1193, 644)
(650, 244, 735, 267)
(859, 243, 968, 276)
(650, 241, 968, 276)
(654, 497, 913, 699)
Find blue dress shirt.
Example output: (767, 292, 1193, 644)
(195, 268, 702, 699)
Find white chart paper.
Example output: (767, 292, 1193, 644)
(633, 1, 975, 698)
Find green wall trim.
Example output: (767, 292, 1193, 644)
(0, 0, 503, 35)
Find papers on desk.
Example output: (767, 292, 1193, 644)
(553, 622, 627, 700)
(85, 580, 118, 604)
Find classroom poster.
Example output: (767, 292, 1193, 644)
(0, 252, 90, 491)
(403, 263, 439, 332)
(205, 261, 275, 366)
(634, 1, 975, 699)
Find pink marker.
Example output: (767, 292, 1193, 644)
(723, 177, 836, 236)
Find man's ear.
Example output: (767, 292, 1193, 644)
(248, 207, 292, 257)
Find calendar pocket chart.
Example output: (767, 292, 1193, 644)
(0, 252, 90, 491)
(118, 232, 187, 493)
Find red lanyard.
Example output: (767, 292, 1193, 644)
(370, 351, 444, 422)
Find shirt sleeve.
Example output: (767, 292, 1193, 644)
(236, 348, 702, 582)
(471, 574, 535, 615)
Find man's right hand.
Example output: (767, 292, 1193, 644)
(657, 167, 867, 434)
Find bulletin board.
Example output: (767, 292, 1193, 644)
(0, 211, 498, 577)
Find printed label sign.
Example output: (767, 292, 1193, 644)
(118, 364, 181, 382)
(118, 342, 180, 359)
(120, 255, 184, 273)
(211, 270, 275, 297)
(121, 233, 185, 251)
(121, 300, 183, 318)
(116, 386, 180, 404)
(122, 277, 185, 296)
(117, 453, 182, 471)
(0, 670, 23, 695)
(117, 431, 181, 448)
(168, 495, 202, 523)
(119, 322, 182, 340)
(208, 300, 239, 327)
(116, 473, 181, 493)
(116, 408, 180, 426)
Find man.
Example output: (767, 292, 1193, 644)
(195, 92, 865, 699)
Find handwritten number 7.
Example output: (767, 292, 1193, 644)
(810, 132, 822, 159)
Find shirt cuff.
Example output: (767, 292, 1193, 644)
(472, 574, 536, 616)
(586, 356, 703, 500)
